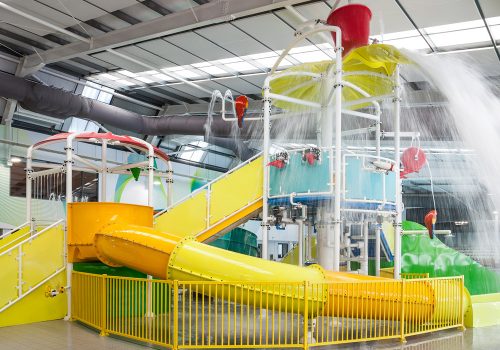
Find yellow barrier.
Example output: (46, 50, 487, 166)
(72, 272, 464, 349)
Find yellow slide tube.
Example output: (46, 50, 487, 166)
(94, 222, 435, 321)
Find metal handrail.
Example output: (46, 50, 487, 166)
(0, 219, 64, 258)
(154, 152, 263, 218)
(0, 221, 29, 240)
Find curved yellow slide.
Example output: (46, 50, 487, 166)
(68, 202, 460, 322)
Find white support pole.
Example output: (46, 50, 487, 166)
(148, 152, 154, 208)
(362, 219, 369, 275)
(298, 219, 304, 267)
(26, 146, 33, 232)
(101, 140, 107, 202)
(261, 78, 272, 260)
(332, 29, 343, 272)
(64, 136, 74, 320)
(375, 221, 381, 277)
(393, 65, 402, 280)
(306, 221, 313, 262)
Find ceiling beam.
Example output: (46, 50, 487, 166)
(20, 0, 315, 70)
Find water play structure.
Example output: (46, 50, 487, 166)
(2, 2, 499, 348)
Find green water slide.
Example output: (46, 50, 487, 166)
(281, 221, 500, 295)
(401, 221, 500, 295)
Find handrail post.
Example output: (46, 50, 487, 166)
(460, 276, 466, 331)
(173, 280, 179, 350)
(100, 274, 107, 336)
(303, 281, 308, 350)
(400, 279, 406, 343)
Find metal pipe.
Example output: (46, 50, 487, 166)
(375, 221, 381, 277)
(362, 219, 369, 275)
(262, 76, 271, 260)
(393, 65, 402, 280)
(101, 140, 107, 202)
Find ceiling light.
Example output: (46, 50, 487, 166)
(218, 57, 241, 64)
(291, 50, 330, 63)
(152, 73, 176, 81)
(136, 76, 154, 84)
(10, 156, 22, 163)
(175, 70, 200, 78)
(118, 70, 137, 77)
(141, 70, 158, 75)
(97, 73, 119, 81)
(430, 27, 490, 47)
(225, 61, 257, 72)
(198, 65, 227, 75)
(117, 79, 136, 86)
(255, 57, 291, 68)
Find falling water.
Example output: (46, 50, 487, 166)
(401, 49, 500, 267)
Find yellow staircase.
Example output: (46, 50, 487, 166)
(0, 220, 67, 327)
(154, 155, 263, 243)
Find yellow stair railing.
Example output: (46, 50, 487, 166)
(154, 154, 263, 243)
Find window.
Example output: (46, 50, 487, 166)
(10, 161, 99, 202)
(174, 140, 235, 171)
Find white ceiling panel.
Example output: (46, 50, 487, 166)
(153, 86, 205, 102)
(37, 0, 107, 22)
(0, 23, 58, 48)
(84, 0, 138, 13)
(480, 0, 500, 18)
(399, 0, 481, 28)
(138, 39, 201, 65)
(163, 84, 210, 98)
(93, 14, 131, 31)
(167, 32, 231, 61)
(237, 75, 266, 89)
(79, 55, 118, 70)
(91, 51, 148, 72)
(120, 3, 162, 22)
(213, 77, 262, 95)
(152, 0, 200, 13)
(115, 45, 174, 69)
(196, 23, 269, 56)
(3, 0, 81, 32)
(232, 13, 299, 51)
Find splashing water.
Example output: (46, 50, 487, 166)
(403, 49, 500, 267)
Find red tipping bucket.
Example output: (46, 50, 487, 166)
(326, 4, 372, 55)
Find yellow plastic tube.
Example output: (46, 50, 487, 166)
(94, 223, 435, 320)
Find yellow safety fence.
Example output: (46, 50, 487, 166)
(72, 272, 464, 349)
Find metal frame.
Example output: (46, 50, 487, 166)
(25, 132, 174, 319)
(261, 21, 403, 277)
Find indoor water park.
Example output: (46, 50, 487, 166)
(0, 1, 500, 349)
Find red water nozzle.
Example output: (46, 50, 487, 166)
(326, 4, 372, 56)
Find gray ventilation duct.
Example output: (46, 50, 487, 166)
(0, 71, 256, 159)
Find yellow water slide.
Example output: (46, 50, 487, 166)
(68, 202, 462, 323)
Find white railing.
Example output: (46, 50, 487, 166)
(0, 219, 65, 313)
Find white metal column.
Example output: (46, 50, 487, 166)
(261, 78, 271, 260)
(393, 65, 402, 280)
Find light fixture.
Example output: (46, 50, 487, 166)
(10, 156, 22, 163)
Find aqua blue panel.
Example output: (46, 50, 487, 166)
(269, 152, 330, 196)
(345, 157, 396, 202)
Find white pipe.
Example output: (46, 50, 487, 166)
(72, 154, 101, 172)
(30, 167, 64, 178)
(268, 92, 321, 109)
(375, 222, 381, 277)
(285, 5, 333, 44)
(362, 220, 369, 275)
(65, 133, 76, 320)
(26, 146, 33, 230)
(393, 65, 402, 280)
(262, 77, 271, 260)
(108, 160, 149, 173)
(298, 219, 304, 267)
(101, 140, 107, 202)
(332, 28, 343, 272)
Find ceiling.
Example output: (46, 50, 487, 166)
(0, 0, 499, 109)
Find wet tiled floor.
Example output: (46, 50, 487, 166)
(0, 320, 498, 349)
